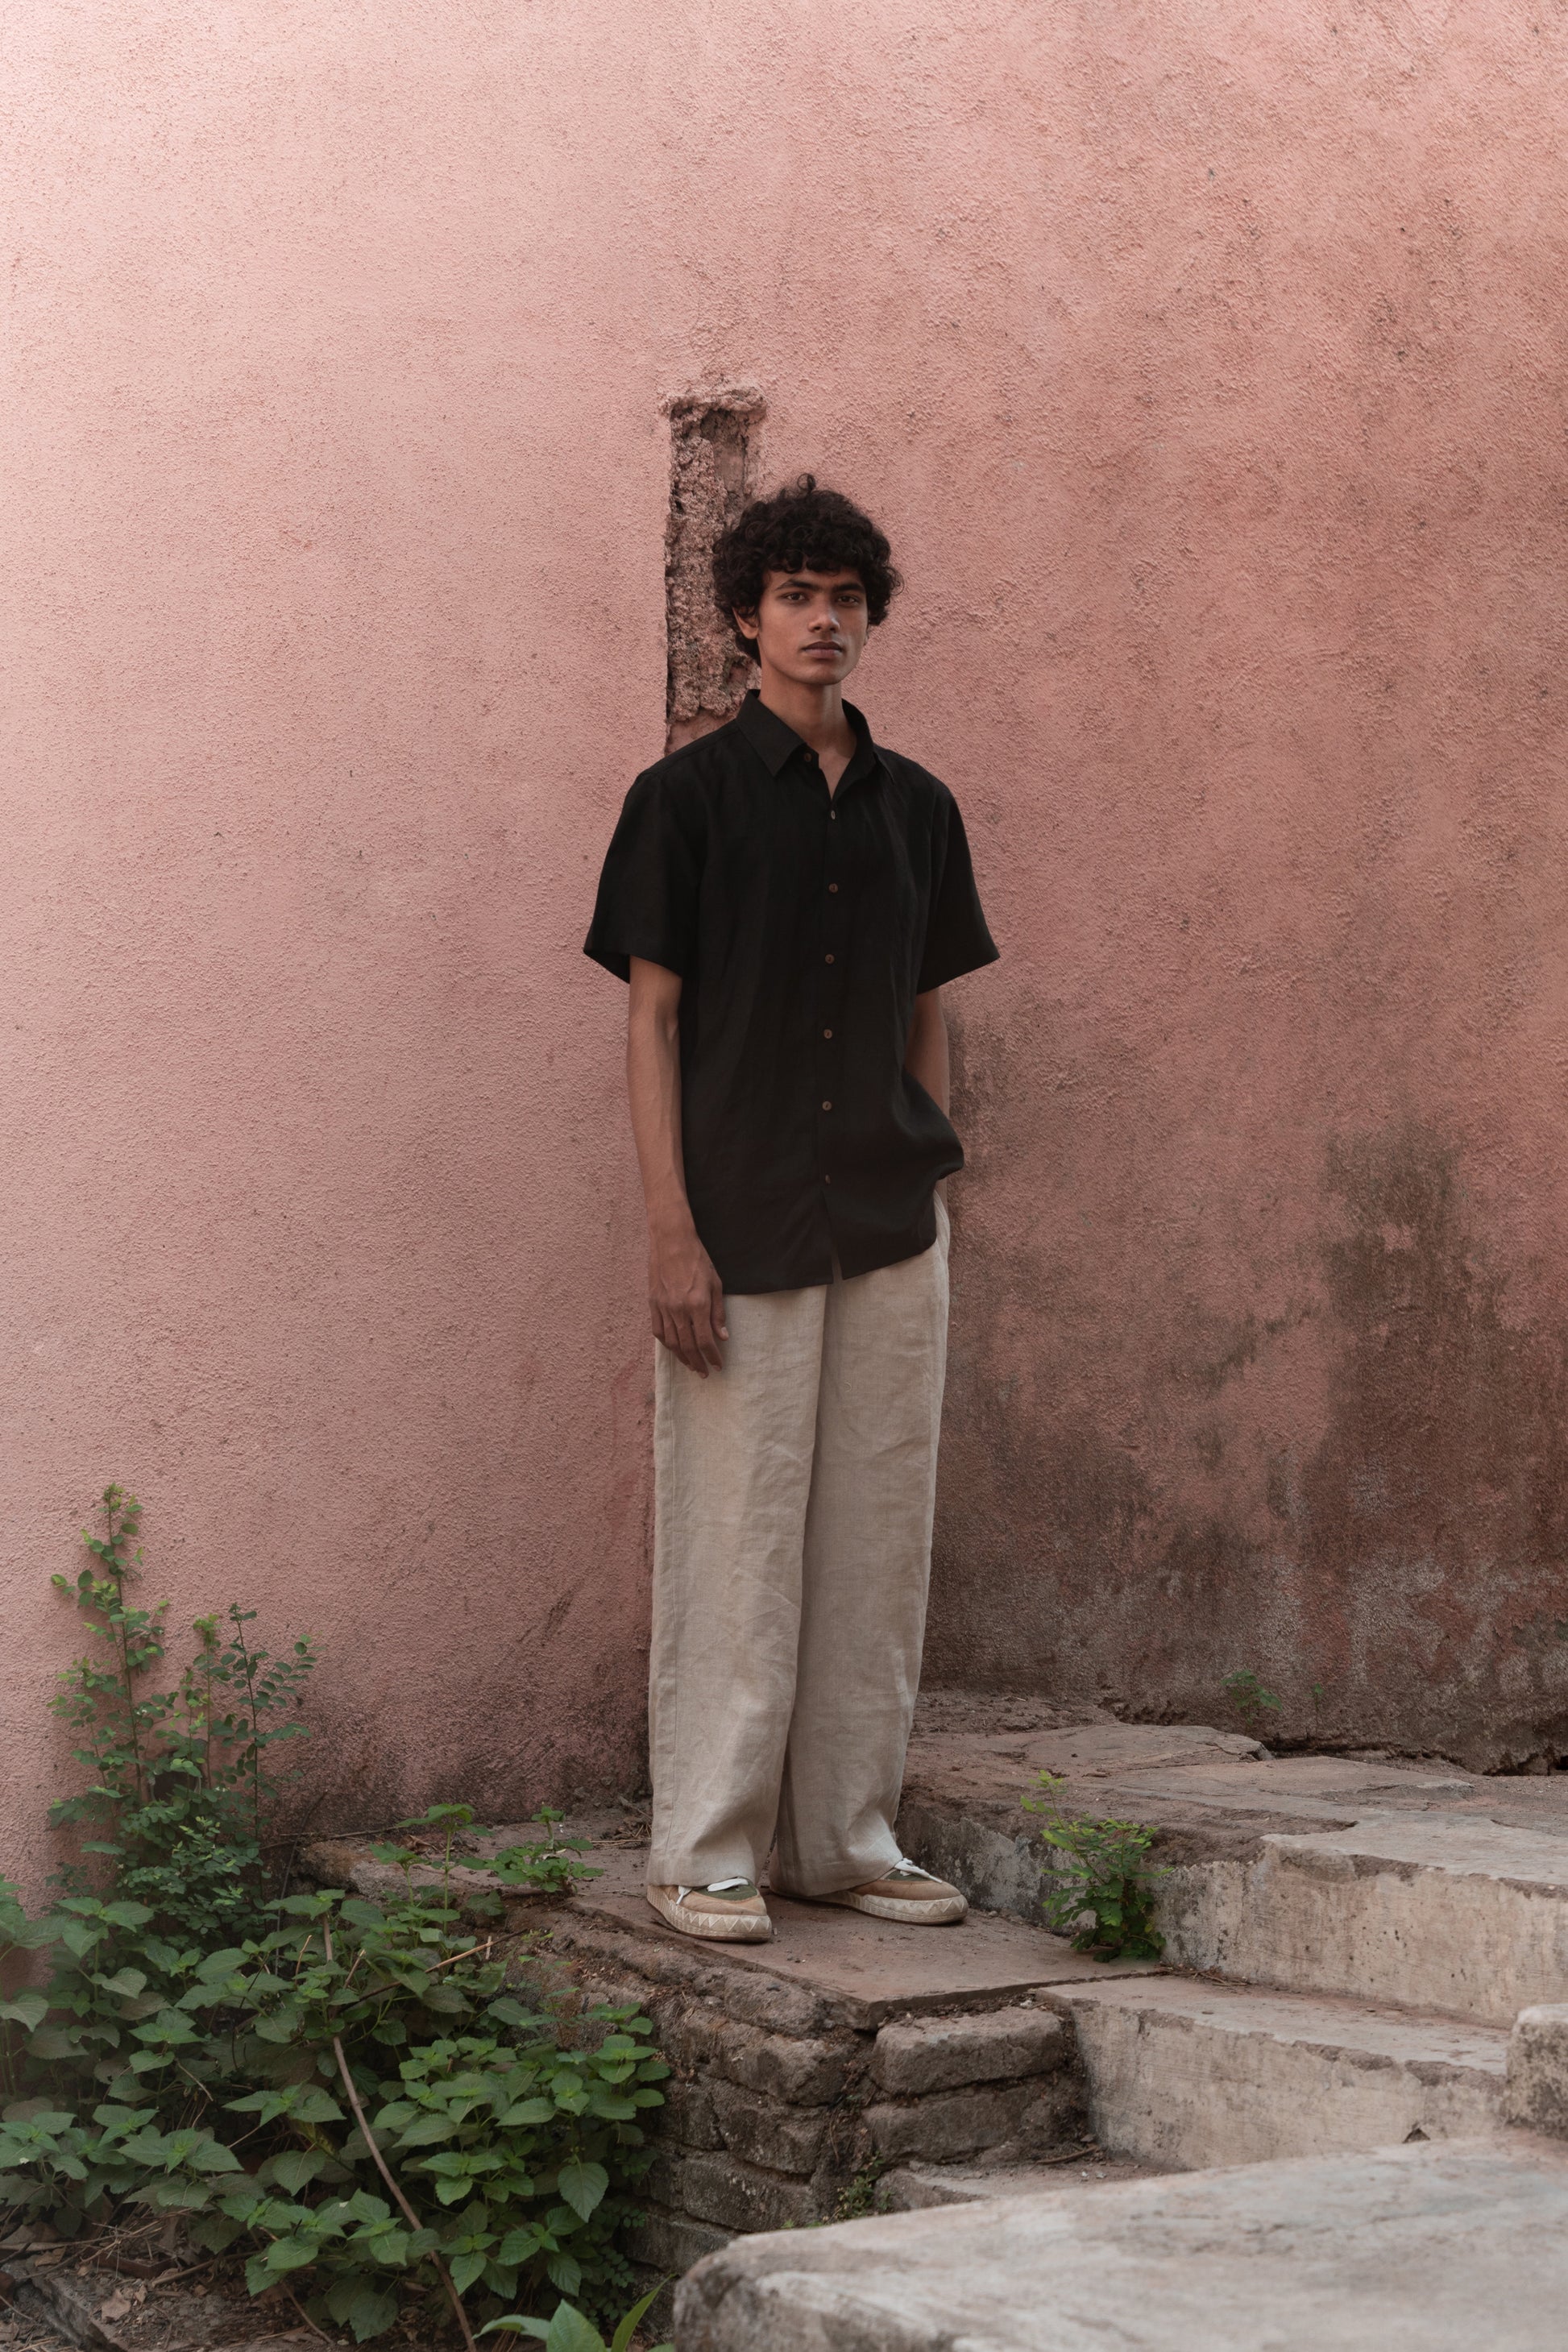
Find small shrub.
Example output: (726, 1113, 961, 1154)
(371, 1805, 601, 1906)
(1022, 1773, 1164, 1961)
(48, 1485, 315, 1941)
(0, 1487, 667, 2342)
(1222, 1667, 1281, 1740)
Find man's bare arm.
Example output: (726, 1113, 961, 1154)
(904, 987, 949, 1113)
(628, 956, 727, 1376)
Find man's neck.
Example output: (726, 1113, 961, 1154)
(757, 669, 857, 757)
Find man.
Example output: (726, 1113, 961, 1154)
(585, 475, 998, 1941)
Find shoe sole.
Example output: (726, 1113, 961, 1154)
(646, 1885, 773, 1941)
(814, 1890, 968, 1924)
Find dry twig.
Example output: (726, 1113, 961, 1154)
(320, 1923, 476, 2352)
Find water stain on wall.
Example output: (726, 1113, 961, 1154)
(1298, 1128, 1568, 1768)
(931, 1126, 1568, 1770)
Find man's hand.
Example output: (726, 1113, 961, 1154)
(628, 958, 728, 1374)
(649, 1214, 728, 1376)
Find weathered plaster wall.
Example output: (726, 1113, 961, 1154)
(920, 3, 1568, 1773)
(3, 0, 1565, 1896)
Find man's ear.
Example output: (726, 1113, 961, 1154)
(733, 608, 760, 649)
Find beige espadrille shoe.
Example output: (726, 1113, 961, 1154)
(646, 1878, 773, 1941)
(814, 1858, 967, 1924)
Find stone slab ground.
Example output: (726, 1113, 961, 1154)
(673, 2137, 1568, 2351)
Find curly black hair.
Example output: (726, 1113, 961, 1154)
(711, 475, 902, 662)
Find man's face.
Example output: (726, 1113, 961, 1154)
(738, 567, 869, 687)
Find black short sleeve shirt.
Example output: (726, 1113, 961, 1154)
(585, 691, 999, 1294)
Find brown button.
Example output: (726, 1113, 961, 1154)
(823, 1027, 833, 1039)
(823, 1172, 832, 1184)
(828, 882, 839, 893)
(825, 953, 834, 964)
(822, 1100, 832, 1112)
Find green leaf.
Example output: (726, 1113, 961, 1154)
(394, 2113, 456, 2147)
(194, 1947, 249, 1979)
(28, 2024, 87, 2060)
(95, 1968, 148, 2001)
(262, 2234, 319, 2274)
(101, 1902, 156, 1928)
(556, 2160, 608, 2223)
(187, 2213, 247, 2254)
(346, 2286, 399, 2342)
(288, 2087, 346, 2125)
(0, 1993, 48, 2034)
(421, 1984, 470, 2014)
(545, 2306, 606, 2352)
(449, 2250, 487, 2296)
(262, 2149, 328, 2194)
(497, 2097, 554, 2126)
(480, 2324, 551, 2342)
(487, 1997, 542, 2029)
(545, 2254, 582, 2300)
(131, 2179, 212, 2212)
(495, 2225, 542, 2267)
(609, 2284, 666, 2352)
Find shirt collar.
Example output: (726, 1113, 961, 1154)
(735, 688, 881, 783)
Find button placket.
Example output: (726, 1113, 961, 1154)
(818, 792, 846, 1190)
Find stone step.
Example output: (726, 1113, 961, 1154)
(896, 1699, 1568, 2027)
(1159, 1811, 1568, 2027)
(672, 2135, 1568, 2351)
(880, 2150, 1163, 2210)
(1046, 1974, 1508, 2170)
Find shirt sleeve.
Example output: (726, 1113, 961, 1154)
(917, 793, 1000, 993)
(583, 769, 702, 982)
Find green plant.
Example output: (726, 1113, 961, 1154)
(49, 1486, 316, 1940)
(0, 1487, 667, 2343)
(1223, 1667, 1281, 1739)
(370, 1805, 600, 1910)
(5, 1887, 668, 2333)
(489, 1812, 601, 1901)
(482, 2280, 671, 2351)
(1022, 1773, 1164, 1961)
(0, 1877, 56, 2101)
(829, 2155, 886, 2221)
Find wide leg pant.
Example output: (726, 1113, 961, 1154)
(647, 1199, 950, 1897)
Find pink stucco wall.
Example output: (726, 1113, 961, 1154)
(5, 1, 1566, 1894)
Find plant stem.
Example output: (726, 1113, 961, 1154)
(234, 1610, 264, 1859)
(284, 2284, 333, 2342)
(428, 1940, 494, 1975)
(321, 1921, 476, 2352)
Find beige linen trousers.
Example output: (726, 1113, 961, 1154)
(648, 1197, 950, 1897)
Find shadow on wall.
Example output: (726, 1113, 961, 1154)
(931, 1122, 1568, 1772)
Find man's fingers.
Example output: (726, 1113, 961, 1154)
(690, 1297, 724, 1369)
(670, 1308, 709, 1377)
(653, 1303, 696, 1370)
